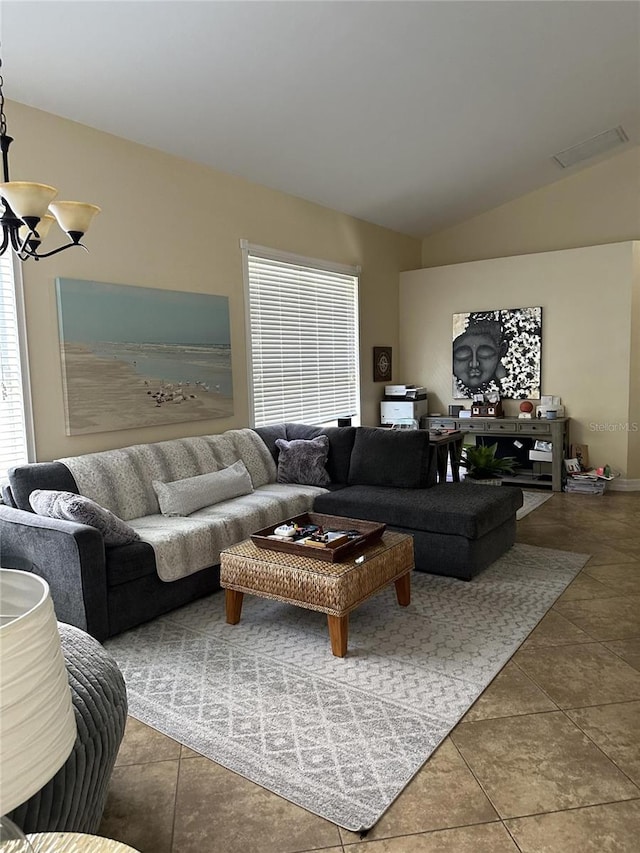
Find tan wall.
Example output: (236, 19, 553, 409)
(399, 242, 640, 480)
(628, 243, 640, 477)
(9, 101, 420, 461)
(421, 146, 640, 269)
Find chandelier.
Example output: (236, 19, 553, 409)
(0, 52, 100, 262)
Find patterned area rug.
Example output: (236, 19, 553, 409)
(516, 489, 553, 520)
(105, 543, 588, 831)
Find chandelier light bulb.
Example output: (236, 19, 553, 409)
(48, 200, 101, 238)
(0, 181, 58, 221)
(35, 212, 57, 239)
(18, 212, 56, 244)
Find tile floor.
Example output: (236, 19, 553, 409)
(99, 491, 640, 852)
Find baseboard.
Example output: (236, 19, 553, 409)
(608, 478, 640, 492)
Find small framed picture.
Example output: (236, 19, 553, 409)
(373, 347, 392, 382)
(564, 458, 581, 474)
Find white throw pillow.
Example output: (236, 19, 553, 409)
(153, 460, 254, 517)
(29, 489, 141, 547)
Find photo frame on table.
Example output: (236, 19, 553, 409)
(373, 346, 392, 382)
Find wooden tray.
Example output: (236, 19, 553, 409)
(251, 512, 386, 563)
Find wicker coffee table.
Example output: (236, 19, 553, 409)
(220, 528, 414, 657)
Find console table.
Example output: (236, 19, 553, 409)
(425, 416, 570, 492)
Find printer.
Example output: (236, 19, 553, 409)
(384, 384, 427, 399)
(381, 385, 428, 425)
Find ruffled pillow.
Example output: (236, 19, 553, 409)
(275, 435, 330, 486)
(152, 460, 253, 517)
(29, 489, 141, 546)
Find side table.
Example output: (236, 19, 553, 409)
(428, 430, 465, 483)
(26, 834, 140, 853)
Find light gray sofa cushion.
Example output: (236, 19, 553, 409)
(153, 461, 254, 517)
(129, 482, 328, 581)
(57, 429, 276, 521)
(29, 489, 140, 546)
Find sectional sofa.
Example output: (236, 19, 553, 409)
(0, 424, 522, 641)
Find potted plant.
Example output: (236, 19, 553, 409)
(460, 442, 517, 484)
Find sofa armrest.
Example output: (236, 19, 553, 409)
(0, 504, 109, 641)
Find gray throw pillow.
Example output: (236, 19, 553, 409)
(152, 460, 254, 517)
(275, 435, 330, 486)
(29, 489, 141, 546)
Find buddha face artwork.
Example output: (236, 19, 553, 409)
(452, 307, 542, 400)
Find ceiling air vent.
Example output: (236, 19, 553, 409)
(552, 126, 629, 168)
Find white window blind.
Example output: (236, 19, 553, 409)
(244, 245, 360, 427)
(0, 255, 31, 480)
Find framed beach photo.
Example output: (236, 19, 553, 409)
(55, 278, 233, 435)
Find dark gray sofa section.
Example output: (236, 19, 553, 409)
(1, 423, 522, 641)
(257, 423, 522, 581)
(313, 483, 520, 580)
(0, 460, 219, 641)
(256, 423, 358, 486)
(256, 424, 436, 490)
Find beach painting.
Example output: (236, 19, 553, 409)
(55, 278, 233, 435)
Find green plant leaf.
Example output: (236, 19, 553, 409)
(460, 442, 518, 479)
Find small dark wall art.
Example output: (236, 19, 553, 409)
(373, 347, 392, 382)
(452, 307, 542, 400)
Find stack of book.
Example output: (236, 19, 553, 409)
(565, 471, 607, 494)
(565, 466, 618, 495)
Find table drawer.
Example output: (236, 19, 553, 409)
(486, 421, 517, 432)
(428, 418, 456, 430)
(517, 421, 551, 434)
(458, 420, 486, 432)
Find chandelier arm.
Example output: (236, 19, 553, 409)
(5, 220, 36, 255)
(0, 226, 9, 255)
(28, 240, 89, 260)
(16, 225, 38, 254)
(8, 223, 24, 251)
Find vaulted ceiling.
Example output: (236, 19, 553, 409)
(3, 1, 639, 237)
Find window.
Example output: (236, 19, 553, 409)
(0, 254, 33, 480)
(242, 242, 360, 427)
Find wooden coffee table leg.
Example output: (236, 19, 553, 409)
(394, 572, 411, 606)
(225, 589, 244, 624)
(327, 614, 349, 657)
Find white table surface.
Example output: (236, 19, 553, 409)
(25, 833, 140, 853)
